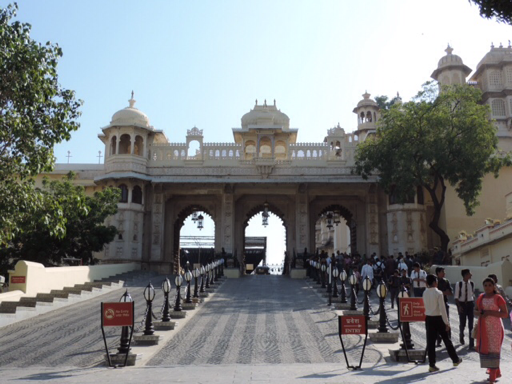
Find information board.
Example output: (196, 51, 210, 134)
(339, 315, 366, 335)
(399, 297, 426, 322)
(101, 302, 134, 327)
(10, 276, 26, 284)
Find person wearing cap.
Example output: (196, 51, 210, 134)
(424, 274, 462, 372)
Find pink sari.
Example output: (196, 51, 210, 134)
(475, 293, 506, 380)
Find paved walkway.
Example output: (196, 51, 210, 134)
(0, 275, 511, 383)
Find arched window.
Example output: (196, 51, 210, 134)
(119, 184, 128, 203)
(132, 186, 142, 204)
(492, 99, 506, 116)
(366, 111, 372, 122)
(134, 135, 143, 156)
(119, 134, 131, 154)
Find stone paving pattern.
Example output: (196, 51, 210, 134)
(0, 274, 511, 383)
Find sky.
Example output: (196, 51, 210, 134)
(6, 0, 512, 264)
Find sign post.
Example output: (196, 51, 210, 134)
(338, 315, 368, 370)
(101, 301, 135, 367)
(398, 297, 427, 364)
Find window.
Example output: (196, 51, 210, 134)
(489, 71, 503, 89)
(132, 186, 142, 204)
(492, 99, 506, 116)
(119, 184, 128, 203)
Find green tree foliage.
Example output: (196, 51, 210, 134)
(375, 94, 401, 111)
(354, 82, 506, 252)
(0, 3, 82, 245)
(469, 0, 512, 24)
(1, 173, 120, 268)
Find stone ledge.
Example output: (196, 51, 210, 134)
(389, 348, 426, 362)
(340, 310, 364, 316)
(182, 303, 198, 310)
(369, 332, 400, 343)
(105, 353, 141, 366)
(133, 334, 161, 345)
(153, 320, 177, 330)
(170, 310, 187, 319)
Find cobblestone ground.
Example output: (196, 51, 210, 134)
(0, 274, 510, 370)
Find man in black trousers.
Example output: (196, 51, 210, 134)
(423, 274, 462, 372)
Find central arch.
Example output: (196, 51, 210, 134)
(312, 203, 356, 255)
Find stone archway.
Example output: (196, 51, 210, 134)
(311, 203, 356, 255)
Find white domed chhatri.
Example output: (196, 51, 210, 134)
(109, 92, 152, 130)
(431, 45, 472, 85)
(241, 99, 290, 130)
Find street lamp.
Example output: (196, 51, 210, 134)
(340, 269, 348, 304)
(184, 270, 193, 304)
(192, 268, 200, 298)
(326, 212, 333, 229)
(376, 281, 389, 333)
(349, 273, 358, 310)
(197, 214, 204, 230)
(326, 264, 332, 294)
(143, 282, 156, 336)
(199, 265, 206, 293)
(118, 290, 133, 354)
(362, 276, 372, 318)
(321, 264, 327, 289)
(332, 267, 339, 298)
(262, 203, 269, 227)
(161, 278, 172, 322)
(174, 275, 183, 312)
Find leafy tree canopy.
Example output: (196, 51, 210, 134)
(469, 0, 512, 25)
(354, 82, 507, 251)
(0, 3, 82, 245)
(1, 172, 120, 270)
(375, 94, 401, 111)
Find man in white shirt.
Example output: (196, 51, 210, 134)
(454, 269, 475, 349)
(410, 263, 427, 297)
(361, 260, 374, 288)
(423, 274, 462, 372)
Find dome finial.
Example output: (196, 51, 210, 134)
(445, 44, 453, 55)
(129, 91, 136, 108)
(363, 91, 370, 99)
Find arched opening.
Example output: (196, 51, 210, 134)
(315, 205, 354, 257)
(259, 136, 272, 158)
(244, 140, 256, 160)
(118, 184, 128, 203)
(119, 134, 131, 154)
(174, 206, 215, 273)
(132, 185, 142, 204)
(188, 140, 200, 158)
(243, 204, 286, 275)
(134, 135, 143, 156)
(110, 136, 117, 155)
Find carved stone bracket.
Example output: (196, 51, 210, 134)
(254, 158, 276, 179)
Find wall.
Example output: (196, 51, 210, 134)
(7, 260, 140, 296)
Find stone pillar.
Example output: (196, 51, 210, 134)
(366, 192, 380, 256)
(221, 185, 235, 254)
(296, 185, 309, 255)
(150, 185, 164, 262)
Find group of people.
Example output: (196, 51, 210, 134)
(423, 268, 510, 382)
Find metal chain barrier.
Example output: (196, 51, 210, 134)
(134, 306, 149, 333)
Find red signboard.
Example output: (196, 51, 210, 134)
(399, 297, 426, 322)
(10, 276, 26, 284)
(339, 315, 366, 335)
(102, 302, 134, 327)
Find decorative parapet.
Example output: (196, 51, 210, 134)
(451, 218, 512, 257)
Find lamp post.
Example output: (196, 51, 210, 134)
(214, 260, 219, 282)
(362, 276, 372, 318)
(184, 270, 193, 304)
(174, 275, 183, 312)
(376, 281, 389, 333)
(199, 266, 206, 293)
(205, 264, 210, 289)
(398, 288, 414, 349)
(209, 262, 215, 285)
(192, 268, 200, 298)
(320, 264, 326, 288)
(118, 290, 133, 354)
(349, 273, 358, 310)
(161, 278, 172, 322)
(326, 264, 332, 294)
(143, 282, 156, 335)
(332, 267, 339, 298)
(340, 269, 348, 304)
(315, 262, 321, 284)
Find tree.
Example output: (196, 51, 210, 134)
(469, 0, 512, 25)
(1, 173, 120, 267)
(375, 94, 401, 111)
(0, 3, 82, 246)
(354, 82, 506, 252)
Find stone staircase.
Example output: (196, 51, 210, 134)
(0, 270, 158, 328)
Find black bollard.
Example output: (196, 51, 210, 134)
(377, 281, 389, 333)
(340, 269, 348, 304)
(117, 290, 132, 354)
(349, 274, 358, 310)
(174, 275, 183, 312)
(184, 271, 193, 304)
(362, 276, 372, 318)
(321, 264, 326, 289)
(332, 267, 339, 298)
(199, 266, 206, 293)
(143, 282, 156, 335)
(161, 278, 172, 322)
(192, 268, 200, 298)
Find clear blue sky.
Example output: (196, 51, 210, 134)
(6, 0, 511, 264)
(9, 0, 511, 163)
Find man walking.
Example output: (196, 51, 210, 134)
(361, 259, 374, 289)
(410, 263, 427, 297)
(454, 269, 475, 349)
(423, 274, 462, 372)
(435, 267, 452, 347)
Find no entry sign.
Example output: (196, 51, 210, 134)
(101, 302, 134, 327)
(399, 298, 426, 322)
(339, 315, 367, 335)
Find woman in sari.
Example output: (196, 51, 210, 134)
(474, 277, 508, 383)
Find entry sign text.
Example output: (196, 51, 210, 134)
(399, 298, 426, 322)
(102, 302, 134, 327)
(340, 315, 366, 335)
(11, 276, 26, 284)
